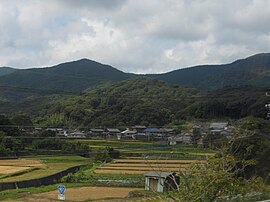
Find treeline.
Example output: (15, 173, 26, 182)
(0, 115, 91, 157)
(1, 78, 270, 128)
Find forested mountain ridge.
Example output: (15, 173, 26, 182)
(0, 67, 16, 76)
(1, 77, 268, 127)
(1, 53, 270, 124)
(0, 59, 132, 93)
(1, 53, 270, 93)
(149, 53, 270, 90)
(9, 77, 199, 127)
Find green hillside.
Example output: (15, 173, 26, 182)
(0, 78, 198, 126)
(1, 77, 268, 127)
(148, 53, 270, 90)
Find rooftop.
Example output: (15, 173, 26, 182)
(144, 171, 174, 178)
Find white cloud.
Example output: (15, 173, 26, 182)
(0, 0, 270, 73)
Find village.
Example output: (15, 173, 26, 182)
(30, 121, 233, 148)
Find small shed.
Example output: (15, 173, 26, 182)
(144, 171, 179, 193)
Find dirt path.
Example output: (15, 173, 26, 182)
(4, 186, 143, 202)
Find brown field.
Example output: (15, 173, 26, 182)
(0, 159, 44, 167)
(107, 163, 191, 168)
(0, 159, 45, 175)
(4, 186, 143, 202)
(113, 159, 205, 164)
(95, 170, 147, 174)
(95, 158, 203, 174)
(0, 166, 31, 175)
(97, 167, 182, 172)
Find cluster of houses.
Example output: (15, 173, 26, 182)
(33, 122, 233, 148)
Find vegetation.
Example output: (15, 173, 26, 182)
(0, 54, 270, 200)
(0, 59, 130, 94)
(230, 117, 270, 182)
(1, 77, 269, 128)
(170, 153, 270, 201)
(151, 53, 270, 90)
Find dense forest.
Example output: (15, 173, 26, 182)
(0, 77, 269, 128)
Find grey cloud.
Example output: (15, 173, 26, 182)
(0, 0, 270, 73)
(56, 0, 127, 10)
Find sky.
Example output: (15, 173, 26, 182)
(0, 0, 270, 74)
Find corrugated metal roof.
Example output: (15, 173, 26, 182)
(144, 171, 174, 178)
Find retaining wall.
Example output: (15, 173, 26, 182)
(0, 165, 82, 191)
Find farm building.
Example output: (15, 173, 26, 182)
(144, 171, 179, 193)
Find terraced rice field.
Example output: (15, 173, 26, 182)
(95, 158, 204, 174)
(0, 159, 44, 167)
(0, 156, 88, 182)
(0, 159, 44, 175)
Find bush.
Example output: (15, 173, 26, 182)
(95, 149, 112, 163)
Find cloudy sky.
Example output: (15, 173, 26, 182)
(0, 0, 270, 73)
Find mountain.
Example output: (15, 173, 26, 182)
(1, 52, 270, 109)
(148, 53, 270, 90)
(0, 67, 16, 76)
(0, 59, 132, 93)
(1, 53, 270, 94)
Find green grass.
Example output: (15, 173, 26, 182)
(61, 164, 145, 188)
(73, 140, 216, 160)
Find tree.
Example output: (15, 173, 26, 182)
(11, 114, 33, 127)
(170, 153, 270, 202)
(230, 117, 270, 181)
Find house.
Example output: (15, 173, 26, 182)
(144, 171, 179, 193)
(120, 129, 137, 140)
(143, 128, 161, 134)
(68, 131, 86, 138)
(164, 128, 176, 135)
(209, 122, 233, 138)
(168, 132, 193, 145)
(90, 128, 105, 135)
(46, 128, 68, 137)
(106, 128, 121, 139)
(121, 129, 137, 136)
(143, 128, 169, 141)
(210, 122, 228, 130)
(132, 125, 146, 133)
